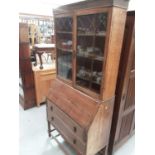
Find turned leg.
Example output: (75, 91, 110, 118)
(33, 50, 37, 66)
(48, 121, 51, 137)
(38, 52, 43, 69)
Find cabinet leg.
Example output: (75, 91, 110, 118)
(98, 146, 108, 155)
(33, 50, 37, 66)
(48, 121, 51, 137)
(104, 146, 108, 155)
(38, 53, 43, 69)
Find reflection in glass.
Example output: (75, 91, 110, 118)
(57, 50, 72, 80)
(55, 17, 73, 81)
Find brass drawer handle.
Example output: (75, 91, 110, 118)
(73, 127, 77, 133)
(73, 139, 76, 144)
(51, 106, 53, 111)
(51, 116, 54, 121)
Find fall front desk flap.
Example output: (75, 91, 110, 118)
(47, 79, 100, 129)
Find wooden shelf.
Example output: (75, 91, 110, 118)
(78, 32, 106, 37)
(56, 31, 72, 34)
(77, 53, 103, 61)
(61, 63, 72, 68)
(57, 47, 73, 52)
(77, 75, 91, 81)
(77, 75, 101, 85)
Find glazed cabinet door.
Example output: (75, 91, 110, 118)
(74, 9, 109, 97)
(55, 16, 73, 82)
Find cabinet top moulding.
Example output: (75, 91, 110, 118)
(53, 0, 129, 15)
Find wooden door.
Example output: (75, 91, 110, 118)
(54, 15, 74, 85)
(108, 11, 135, 154)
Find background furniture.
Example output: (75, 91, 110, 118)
(19, 13, 54, 45)
(19, 23, 36, 110)
(46, 0, 129, 155)
(108, 11, 135, 155)
(33, 64, 56, 107)
(33, 43, 55, 69)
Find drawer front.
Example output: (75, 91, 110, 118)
(49, 112, 86, 155)
(40, 71, 56, 81)
(47, 100, 87, 142)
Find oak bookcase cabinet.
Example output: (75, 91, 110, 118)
(108, 11, 135, 155)
(19, 23, 36, 110)
(46, 0, 130, 155)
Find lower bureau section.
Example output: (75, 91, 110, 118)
(49, 113, 86, 155)
(46, 79, 115, 155)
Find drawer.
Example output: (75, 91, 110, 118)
(47, 100, 87, 142)
(49, 112, 86, 155)
(40, 71, 56, 81)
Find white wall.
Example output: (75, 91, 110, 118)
(128, 0, 135, 11)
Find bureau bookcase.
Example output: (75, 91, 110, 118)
(46, 0, 130, 155)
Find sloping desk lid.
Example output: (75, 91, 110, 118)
(47, 79, 100, 128)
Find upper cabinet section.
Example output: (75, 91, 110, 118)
(53, 0, 129, 100)
(55, 16, 73, 81)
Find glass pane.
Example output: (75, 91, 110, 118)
(76, 12, 108, 94)
(57, 49, 72, 80)
(55, 17, 73, 81)
(55, 17, 72, 32)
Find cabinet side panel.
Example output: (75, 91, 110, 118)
(102, 7, 126, 100)
(87, 99, 114, 155)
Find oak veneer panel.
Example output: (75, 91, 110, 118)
(47, 82, 115, 155)
(49, 111, 86, 155)
(47, 100, 86, 142)
(87, 99, 114, 155)
(48, 79, 99, 128)
(101, 7, 127, 100)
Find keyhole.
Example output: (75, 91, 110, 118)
(73, 139, 76, 144)
(51, 116, 54, 121)
(73, 127, 77, 133)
